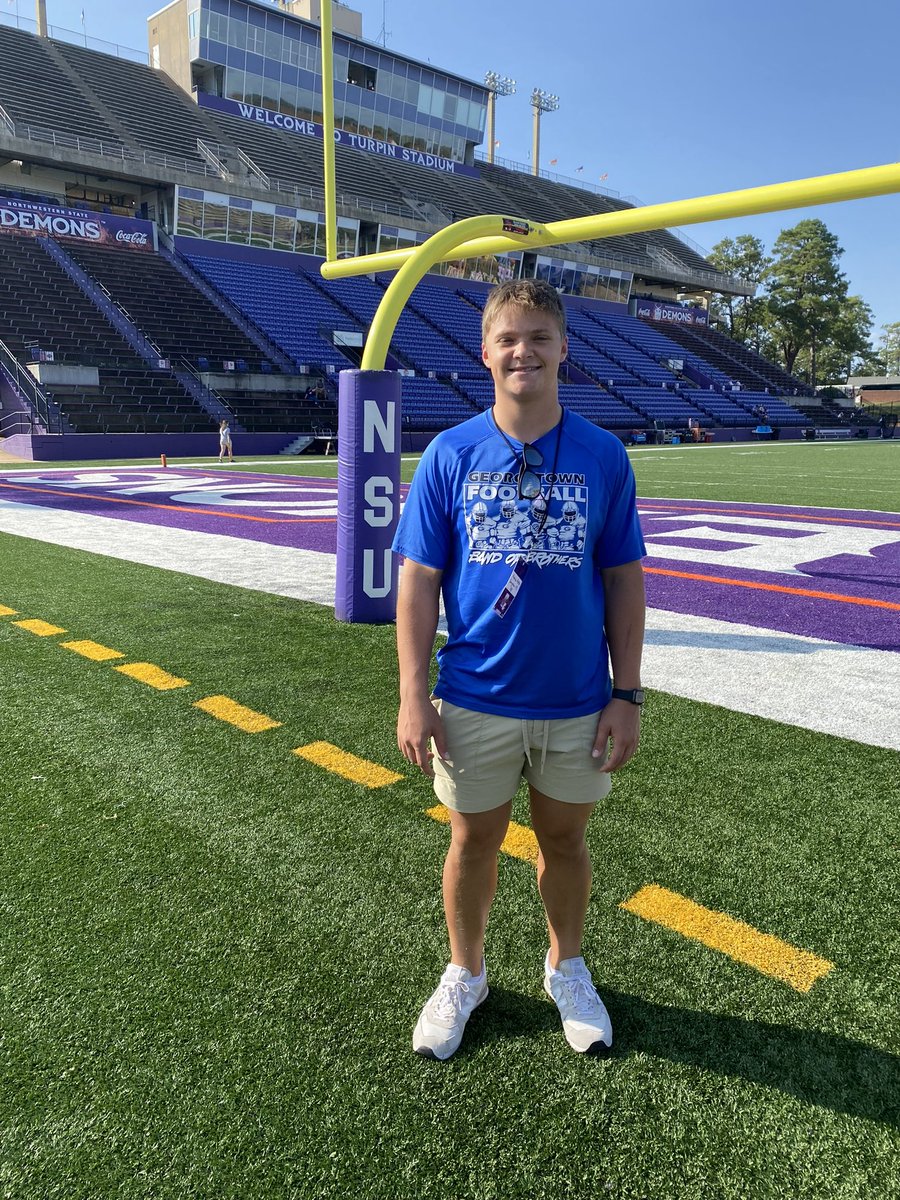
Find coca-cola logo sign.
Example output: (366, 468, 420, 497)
(115, 229, 148, 245)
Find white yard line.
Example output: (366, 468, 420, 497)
(1, 499, 897, 752)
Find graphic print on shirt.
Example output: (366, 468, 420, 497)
(464, 469, 588, 570)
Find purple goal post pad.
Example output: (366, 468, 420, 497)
(335, 369, 402, 623)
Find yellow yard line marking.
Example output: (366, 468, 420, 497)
(13, 619, 67, 637)
(116, 662, 190, 691)
(61, 639, 125, 662)
(193, 694, 281, 733)
(620, 884, 834, 993)
(294, 741, 403, 788)
(0, 604, 18, 616)
(426, 805, 540, 865)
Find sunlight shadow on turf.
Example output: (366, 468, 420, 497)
(643, 629, 861, 655)
(462, 988, 560, 1051)
(606, 990, 899, 1126)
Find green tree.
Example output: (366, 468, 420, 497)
(707, 235, 771, 350)
(811, 295, 875, 384)
(876, 321, 900, 375)
(765, 219, 850, 386)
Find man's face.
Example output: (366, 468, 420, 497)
(482, 305, 567, 403)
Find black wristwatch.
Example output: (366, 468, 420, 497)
(611, 687, 645, 706)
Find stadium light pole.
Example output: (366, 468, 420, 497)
(531, 87, 559, 178)
(35, 0, 47, 37)
(484, 71, 515, 165)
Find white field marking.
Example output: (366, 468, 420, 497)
(0, 500, 335, 605)
(642, 608, 899, 753)
(0, 500, 897, 751)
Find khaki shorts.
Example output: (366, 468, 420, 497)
(431, 699, 613, 814)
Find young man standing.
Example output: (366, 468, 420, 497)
(393, 279, 646, 1060)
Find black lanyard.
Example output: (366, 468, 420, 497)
(490, 406, 565, 545)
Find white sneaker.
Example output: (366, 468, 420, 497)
(544, 951, 613, 1054)
(413, 963, 488, 1060)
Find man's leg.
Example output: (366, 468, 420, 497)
(443, 801, 512, 974)
(530, 786, 611, 1053)
(529, 787, 595, 967)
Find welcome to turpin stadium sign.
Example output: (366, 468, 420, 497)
(195, 92, 480, 179)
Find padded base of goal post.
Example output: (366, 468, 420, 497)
(335, 369, 402, 623)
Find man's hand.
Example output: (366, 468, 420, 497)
(592, 698, 641, 773)
(398, 695, 448, 778)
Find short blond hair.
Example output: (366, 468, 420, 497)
(481, 279, 567, 342)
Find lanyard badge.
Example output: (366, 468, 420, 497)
(492, 557, 530, 618)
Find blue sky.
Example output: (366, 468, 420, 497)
(21, 0, 900, 338)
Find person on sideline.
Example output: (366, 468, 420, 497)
(218, 418, 233, 463)
(393, 279, 646, 1061)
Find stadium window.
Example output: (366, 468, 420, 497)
(265, 29, 283, 61)
(226, 16, 246, 50)
(188, 11, 199, 39)
(224, 67, 244, 100)
(413, 133, 426, 152)
(177, 196, 203, 239)
(337, 220, 359, 256)
(280, 84, 297, 118)
(443, 94, 457, 122)
(429, 88, 443, 119)
(373, 122, 386, 141)
(273, 213, 295, 253)
(247, 25, 265, 55)
(250, 208, 274, 249)
(202, 200, 228, 242)
(417, 84, 432, 116)
(244, 72, 264, 106)
(296, 218, 316, 255)
(284, 38, 301, 68)
(227, 205, 251, 246)
(261, 79, 279, 111)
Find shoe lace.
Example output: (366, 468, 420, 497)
(430, 979, 471, 1024)
(559, 973, 603, 1018)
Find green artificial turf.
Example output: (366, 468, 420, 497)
(0, 536, 897, 1199)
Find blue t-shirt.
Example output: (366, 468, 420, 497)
(392, 407, 645, 719)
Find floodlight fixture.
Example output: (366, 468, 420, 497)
(530, 88, 560, 113)
(485, 71, 516, 96)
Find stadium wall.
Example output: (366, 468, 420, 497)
(2, 431, 301, 461)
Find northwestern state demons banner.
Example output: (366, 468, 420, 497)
(0, 197, 156, 251)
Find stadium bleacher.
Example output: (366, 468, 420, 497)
(0, 16, 822, 451)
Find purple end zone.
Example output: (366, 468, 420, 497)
(1, 470, 897, 650)
(335, 370, 402, 623)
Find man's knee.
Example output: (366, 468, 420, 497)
(448, 806, 510, 857)
(535, 822, 589, 861)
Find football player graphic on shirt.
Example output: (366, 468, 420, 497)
(466, 500, 497, 548)
(494, 498, 531, 549)
(557, 499, 587, 553)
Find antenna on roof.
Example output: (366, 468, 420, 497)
(377, 0, 390, 46)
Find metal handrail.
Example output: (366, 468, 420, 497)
(0, 340, 56, 431)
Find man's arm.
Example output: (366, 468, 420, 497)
(396, 559, 448, 777)
(593, 559, 646, 773)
